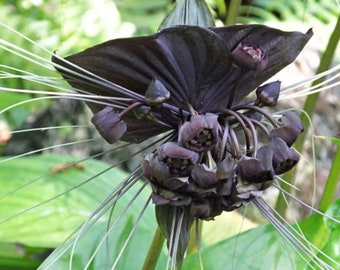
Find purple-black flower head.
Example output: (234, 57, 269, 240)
(53, 24, 312, 221)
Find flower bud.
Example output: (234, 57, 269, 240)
(145, 77, 170, 106)
(91, 106, 127, 144)
(269, 137, 300, 174)
(280, 111, 303, 129)
(237, 156, 274, 183)
(216, 158, 235, 179)
(271, 111, 304, 146)
(256, 81, 281, 107)
(134, 105, 151, 120)
(231, 42, 268, 71)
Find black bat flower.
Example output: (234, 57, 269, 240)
(52, 24, 312, 268)
(52, 25, 312, 143)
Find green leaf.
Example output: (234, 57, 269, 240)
(183, 199, 340, 270)
(317, 198, 340, 268)
(159, 0, 214, 29)
(183, 223, 296, 270)
(0, 256, 41, 270)
(0, 154, 157, 269)
(0, 154, 120, 247)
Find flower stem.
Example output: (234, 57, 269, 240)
(142, 226, 165, 270)
(225, 0, 242, 25)
(318, 146, 340, 212)
(187, 219, 202, 254)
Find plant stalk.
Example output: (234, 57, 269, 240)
(142, 226, 165, 270)
(225, 0, 241, 25)
(318, 146, 340, 212)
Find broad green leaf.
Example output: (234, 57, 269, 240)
(159, 0, 214, 29)
(0, 154, 122, 247)
(315, 198, 340, 269)
(0, 154, 158, 269)
(183, 199, 340, 270)
(0, 257, 40, 270)
(183, 224, 296, 270)
(0, 243, 44, 270)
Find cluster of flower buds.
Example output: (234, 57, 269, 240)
(142, 84, 303, 220)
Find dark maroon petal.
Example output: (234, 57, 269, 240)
(191, 164, 218, 188)
(210, 25, 313, 103)
(53, 26, 233, 112)
(190, 199, 222, 220)
(152, 191, 192, 206)
(53, 25, 312, 144)
(280, 111, 304, 133)
(120, 110, 170, 143)
(158, 142, 199, 163)
(52, 26, 235, 142)
(91, 106, 127, 144)
(178, 113, 219, 152)
(216, 158, 235, 180)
